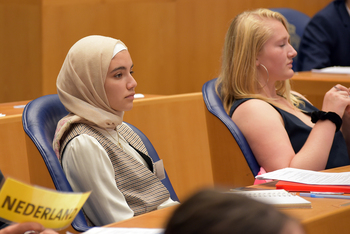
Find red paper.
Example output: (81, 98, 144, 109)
(276, 180, 350, 193)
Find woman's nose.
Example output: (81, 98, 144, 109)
(289, 44, 297, 58)
(127, 75, 137, 89)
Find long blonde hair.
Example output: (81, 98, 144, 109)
(216, 8, 302, 113)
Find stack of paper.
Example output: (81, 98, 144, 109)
(255, 168, 350, 185)
(311, 66, 350, 74)
(229, 189, 311, 208)
(255, 168, 350, 193)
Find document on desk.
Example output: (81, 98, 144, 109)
(311, 66, 350, 74)
(255, 168, 350, 185)
(83, 227, 164, 234)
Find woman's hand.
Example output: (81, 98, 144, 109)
(322, 85, 350, 117)
(0, 223, 58, 234)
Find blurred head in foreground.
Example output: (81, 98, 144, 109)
(164, 189, 305, 234)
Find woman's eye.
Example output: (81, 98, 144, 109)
(114, 73, 122, 78)
(130, 71, 134, 75)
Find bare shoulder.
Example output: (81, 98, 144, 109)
(231, 99, 284, 134)
(232, 99, 280, 119)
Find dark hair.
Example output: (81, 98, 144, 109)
(164, 189, 301, 234)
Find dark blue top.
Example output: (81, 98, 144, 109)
(0, 222, 7, 230)
(297, 0, 350, 71)
(229, 98, 350, 169)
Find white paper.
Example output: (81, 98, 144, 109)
(134, 93, 145, 98)
(255, 167, 350, 185)
(228, 189, 311, 208)
(83, 227, 164, 234)
(311, 66, 350, 74)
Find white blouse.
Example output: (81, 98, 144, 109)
(61, 126, 179, 226)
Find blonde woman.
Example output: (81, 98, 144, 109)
(217, 9, 350, 174)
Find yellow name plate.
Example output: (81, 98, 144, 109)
(0, 178, 90, 230)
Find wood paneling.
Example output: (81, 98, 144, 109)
(0, 1, 42, 102)
(0, 115, 30, 183)
(0, 0, 332, 102)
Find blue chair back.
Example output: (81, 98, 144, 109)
(22, 94, 178, 231)
(126, 123, 178, 201)
(22, 94, 90, 232)
(271, 8, 310, 71)
(202, 79, 260, 177)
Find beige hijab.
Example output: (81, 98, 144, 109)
(53, 35, 127, 158)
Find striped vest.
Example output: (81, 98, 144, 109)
(60, 123, 170, 217)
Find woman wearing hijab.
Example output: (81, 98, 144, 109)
(52, 35, 178, 226)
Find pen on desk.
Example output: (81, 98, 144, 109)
(300, 193, 350, 200)
(310, 192, 344, 195)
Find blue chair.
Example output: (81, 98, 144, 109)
(22, 94, 90, 232)
(22, 94, 179, 231)
(202, 78, 260, 186)
(126, 123, 179, 202)
(271, 8, 310, 71)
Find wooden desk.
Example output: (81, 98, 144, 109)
(109, 165, 350, 234)
(0, 100, 29, 116)
(107, 205, 178, 229)
(0, 100, 30, 183)
(292, 71, 350, 110)
(252, 165, 350, 234)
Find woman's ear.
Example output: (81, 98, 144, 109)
(255, 59, 260, 67)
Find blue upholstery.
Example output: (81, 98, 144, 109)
(22, 94, 90, 232)
(22, 94, 178, 231)
(126, 123, 179, 202)
(202, 78, 260, 176)
(271, 8, 310, 71)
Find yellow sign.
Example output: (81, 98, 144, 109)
(0, 178, 90, 230)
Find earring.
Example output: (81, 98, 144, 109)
(259, 64, 269, 84)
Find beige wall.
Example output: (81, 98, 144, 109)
(0, 0, 332, 102)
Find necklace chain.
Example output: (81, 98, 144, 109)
(105, 128, 123, 150)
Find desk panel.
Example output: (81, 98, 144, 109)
(107, 206, 178, 229)
(0, 115, 30, 183)
(0, 101, 29, 182)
